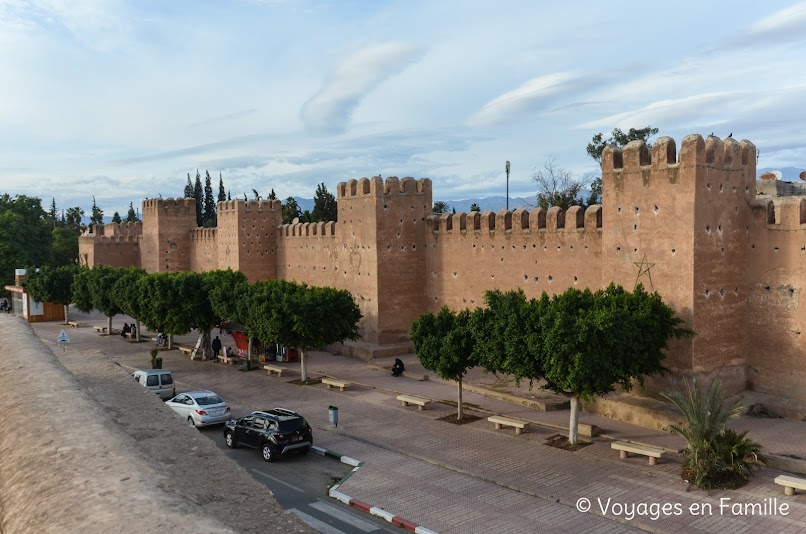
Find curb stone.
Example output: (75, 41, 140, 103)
(311, 445, 439, 534)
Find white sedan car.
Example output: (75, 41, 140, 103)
(166, 390, 232, 428)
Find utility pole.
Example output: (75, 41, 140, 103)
(505, 161, 510, 211)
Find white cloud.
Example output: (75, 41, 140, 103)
(466, 73, 580, 127)
(300, 42, 424, 134)
(749, 1, 806, 36)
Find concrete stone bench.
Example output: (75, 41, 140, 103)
(397, 394, 431, 411)
(217, 355, 238, 365)
(487, 415, 530, 435)
(178, 346, 193, 356)
(66, 321, 80, 328)
(264, 364, 285, 377)
(611, 441, 665, 465)
(321, 377, 351, 391)
(775, 475, 806, 496)
(93, 326, 107, 333)
(578, 423, 602, 437)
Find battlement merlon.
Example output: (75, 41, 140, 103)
(217, 199, 281, 212)
(142, 197, 196, 210)
(191, 228, 218, 239)
(81, 234, 140, 244)
(431, 205, 602, 234)
(337, 176, 432, 199)
(602, 135, 757, 177)
(279, 221, 336, 237)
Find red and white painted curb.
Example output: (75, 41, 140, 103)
(312, 445, 438, 534)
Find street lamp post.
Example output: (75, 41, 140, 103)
(505, 161, 510, 211)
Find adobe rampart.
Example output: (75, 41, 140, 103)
(78, 134, 806, 403)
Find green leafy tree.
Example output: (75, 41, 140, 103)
(89, 265, 125, 333)
(193, 171, 203, 226)
(184, 173, 194, 198)
(204, 170, 216, 227)
(218, 173, 226, 203)
(125, 202, 139, 223)
(23, 265, 78, 322)
(138, 272, 219, 356)
(540, 284, 691, 444)
(112, 212, 122, 223)
(111, 267, 147, 341)
(585, 126, 659, 205)
(65, 206, 85, 233)
(432, 201, 450, 214)
(663, 378, 764, 489)
(246, 281, 361, 381)
(282, 197, 301, 224)
(469, 203, 480, 212)
(533, 156, 585, 210)
(0, 195, 52, 288)
(48, 198, 58, 228)
(411, 307, 477, 420)
(71, 267, 94, 315)
(313, 183, 337, 222)
(51, 227, 79, 266)
(90, 196, 104, 231)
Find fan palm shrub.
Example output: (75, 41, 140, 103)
(662, 378, 765, 489)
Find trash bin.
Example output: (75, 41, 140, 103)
(155, 357, 163, 369)
(328, 405, 338, 427)
(244, 359, 252, 371)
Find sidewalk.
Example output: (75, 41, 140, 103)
(36, 313, 806, 533)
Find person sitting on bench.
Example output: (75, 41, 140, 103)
(391, 358, 405, 377)
(121, 323, 130, 337)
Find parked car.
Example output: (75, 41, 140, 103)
(166, 390, 232, 428)
(132, 369, 175, 400)
(223, 408, 313, 462)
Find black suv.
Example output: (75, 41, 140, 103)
(223, 408, 313, 462)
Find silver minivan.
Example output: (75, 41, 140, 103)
(132, 369, 175, 400)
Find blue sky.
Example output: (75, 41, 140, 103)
(2, 0, 806, 216)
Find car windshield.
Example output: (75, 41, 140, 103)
(195, 394, 223, 406)
(277, 418, 306, 432)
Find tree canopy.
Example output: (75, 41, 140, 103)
(532, 156, 585, 210)
(411, 306, 477, 420)
(313, 183, 337, 222)
(432, 201, 450, 214)
(282, 197, 301, 224)
(0, 194, 53, 287)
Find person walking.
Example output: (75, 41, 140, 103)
(212, 336, 222, 358)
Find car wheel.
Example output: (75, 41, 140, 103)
(187, 417, 197, 428)
(261, 443, 274, 462)
(225, 431, 237, 448)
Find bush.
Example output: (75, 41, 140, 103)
(150, 348, 159, 369)
(663, 378, 765, 489)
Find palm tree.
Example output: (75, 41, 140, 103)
(662, 379, 764, 489)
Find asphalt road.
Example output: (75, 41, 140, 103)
(200, 426, 401, 534)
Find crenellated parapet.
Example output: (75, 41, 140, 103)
(191, 227, 218, 240)
(278, 221, 336, 238)
(602, 135, 757, 192)
(337, 176, 432, 198)
(751, 198, 806, 229)
(217, 199, 281, 212)
(93, 221, 142, 237)
(430, 205, 602, 234)
(91, 235, 140, 245)
(142, 197, 196, 211)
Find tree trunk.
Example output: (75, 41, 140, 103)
(136, 319, 141, 342)
(300, 348, 308, 382)
(569, 394, 579, 445)
(457, 377, 463, 421)
(168, 334, 174, 350)
(107, 316, 112, 334)
(63, 304, 69, 323)
(202, 330, 212, 360)
(247, 337, 253, 360)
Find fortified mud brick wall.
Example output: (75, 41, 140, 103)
(601, 135, 756, 397)
(140, 198, 196, 273)
(216, 199, 281, 282)
(78, 222, 143, 268)
(746, 198, 806, 401)
(373, 177, 431, 344)
(189, 227, 218, 273)
(424, 206, 602, 312)
(276, 221, 339, 289)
